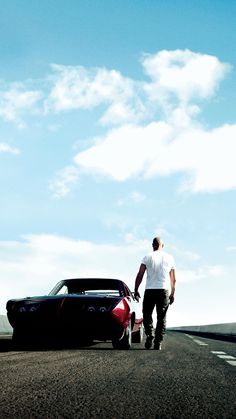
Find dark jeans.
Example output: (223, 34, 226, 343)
(143, 289, 169, 344)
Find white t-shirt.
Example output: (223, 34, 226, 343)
(142, 250, 175, 290)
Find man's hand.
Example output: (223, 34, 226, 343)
(134, 290, 141, 302)
(169, 293, 175, 305)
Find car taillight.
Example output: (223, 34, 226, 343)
(111, 300, 129, 323)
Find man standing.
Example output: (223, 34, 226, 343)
(134, 237, 176, 350)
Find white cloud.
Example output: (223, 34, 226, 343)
(45, 50, 229, 126)
(0, 49, 225, 125)
(142, 49, 230, 104)
(0, 49, 230, 131)
(45, 64, 143, 125)
(100, 100, 145, 126)
(49, 165, 80, 198)
(74, 120, 236, 192)
(150, 123, 236, 193)
(0, 84, 42, 127)
(66, 50, 235, 193)
(0, 143, 20, 154)
(176, 124, 236, 192)
(75, 121, 172, 181)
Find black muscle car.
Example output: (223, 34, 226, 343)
(6, 277, 143, 349)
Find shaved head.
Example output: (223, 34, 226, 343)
(152, 236, 164, 250)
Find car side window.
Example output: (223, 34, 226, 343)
(56, 285, 68, 295)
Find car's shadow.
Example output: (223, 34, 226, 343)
(0, 335, 145, 352)
(0, 336, 12, 352)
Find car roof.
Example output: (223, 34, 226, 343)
(63, 278, 124, 287)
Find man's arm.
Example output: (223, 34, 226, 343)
(134, 263, 146, 301)
(169, 268, 176, 305)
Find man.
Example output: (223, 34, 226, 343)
(134, 236, 176, 350)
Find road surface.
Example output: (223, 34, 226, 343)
(0, 332, 235, 418)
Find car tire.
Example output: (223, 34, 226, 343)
(112, 321, 132, 350)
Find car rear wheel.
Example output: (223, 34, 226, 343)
(112, 321, 132, 350)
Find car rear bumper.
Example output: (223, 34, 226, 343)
(10, 311, 126, 341)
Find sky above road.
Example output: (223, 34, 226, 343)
(1, 0, 236, 326)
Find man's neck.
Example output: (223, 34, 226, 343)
(153, 248, 161, 252)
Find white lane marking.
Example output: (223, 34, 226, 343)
(217, 355, 236, 360)
(185, 334, 208, 346)
(226, 360, 236, 366)
(185, 335, 236, 367)
(193, 339, 208, 346)
(211, 351, 236, 367)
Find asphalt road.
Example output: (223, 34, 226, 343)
(0, 332, 235, 419)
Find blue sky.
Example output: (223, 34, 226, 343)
(1, 0, 236, 326)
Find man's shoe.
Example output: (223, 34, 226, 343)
(154, 343, 162, 350)
(145, 335, 154, 349)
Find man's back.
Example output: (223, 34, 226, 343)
(142, 250, 175, 290)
